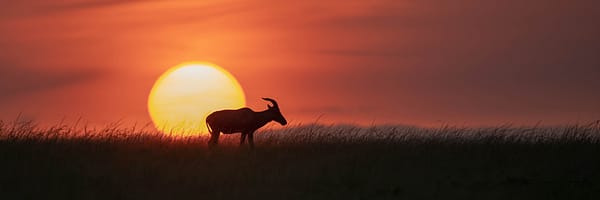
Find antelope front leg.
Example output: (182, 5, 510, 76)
(240, 132, 247, 146)
(248, 132, 255, 149)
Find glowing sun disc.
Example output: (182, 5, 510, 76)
(148, 62, 246, 135)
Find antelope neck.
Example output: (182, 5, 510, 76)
(255, 110, 275, 125)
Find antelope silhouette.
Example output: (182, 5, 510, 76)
(206, 98, 287, 148)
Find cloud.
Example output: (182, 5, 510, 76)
(0, 66, 108, 100)
(44, 0, 145, 11)
(0, 0, 150, 19)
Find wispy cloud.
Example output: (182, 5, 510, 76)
(1, 0, 158, 19)
(43, 0, 145, 11)
(0, 66, 109, 100)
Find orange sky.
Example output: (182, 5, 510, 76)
(1, 0, 599, 127)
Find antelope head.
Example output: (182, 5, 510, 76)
(262, 97, 287, 126)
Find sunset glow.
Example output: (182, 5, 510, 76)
(148, 62, 246, 135)
(2, 1, 600, 198)
(0, 1, 598, 127)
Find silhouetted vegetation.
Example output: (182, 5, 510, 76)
(1, 120, 600, 199)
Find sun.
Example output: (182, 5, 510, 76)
(148, 62, 246, 136)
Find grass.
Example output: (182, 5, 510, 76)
(1, 120, 600, 199)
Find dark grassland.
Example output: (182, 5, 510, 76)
(1, 121, 600, 200)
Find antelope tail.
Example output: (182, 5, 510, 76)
(206, 122, 213, 134)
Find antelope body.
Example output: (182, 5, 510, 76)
(206, 98, 287, 148)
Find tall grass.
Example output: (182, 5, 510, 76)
(1, 120, 600, 199)
(2, 120, 599, 146)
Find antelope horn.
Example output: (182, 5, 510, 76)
(262, 98, 279, 108)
